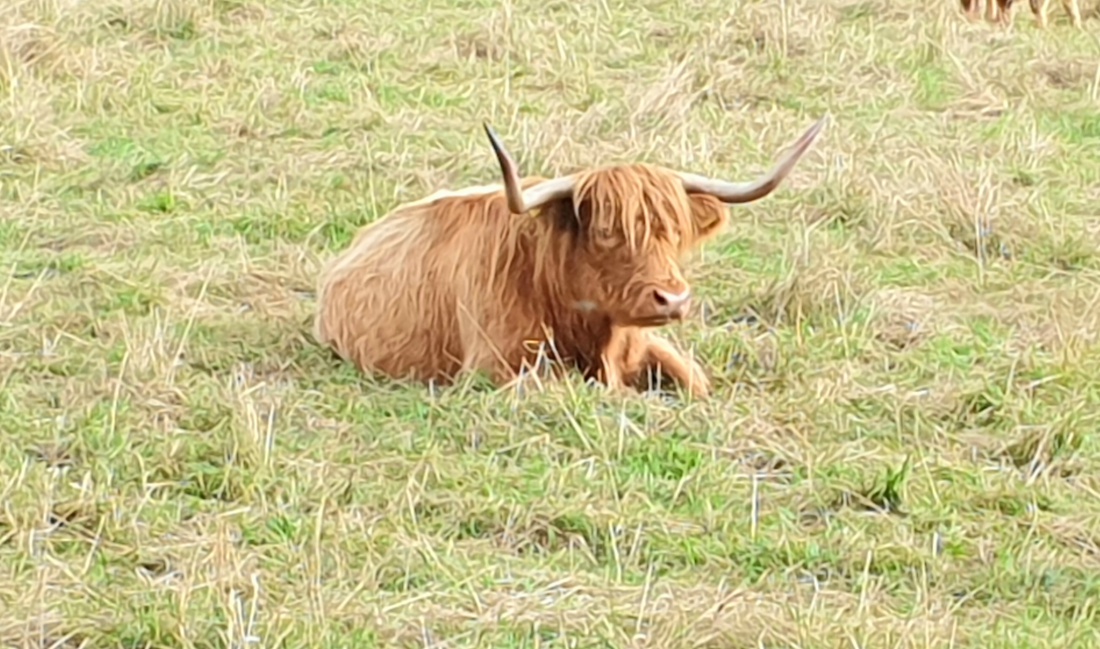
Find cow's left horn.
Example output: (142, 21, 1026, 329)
(483, 123, 575, 215)
(678, 115, 828, 204)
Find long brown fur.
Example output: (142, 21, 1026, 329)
(314, 164, 728, 398)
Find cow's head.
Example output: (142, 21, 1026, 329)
(483, 116, 827, 327)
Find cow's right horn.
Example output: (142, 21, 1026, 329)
(483, 123, 575, 215)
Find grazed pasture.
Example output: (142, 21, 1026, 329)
(3, 0, 1100, 646)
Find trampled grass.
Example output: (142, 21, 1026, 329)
(3, 0, 1100, 646)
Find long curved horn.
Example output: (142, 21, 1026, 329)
(483, 122, 576, 214)
(678, 115, 828, 204)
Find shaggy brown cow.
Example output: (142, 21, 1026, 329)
(961, 0, 1082, 27)
(313, 116, 826, 398)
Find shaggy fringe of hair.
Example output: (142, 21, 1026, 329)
(574, 164, 699, 252)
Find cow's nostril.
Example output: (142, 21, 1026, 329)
(653, 289, 691, 314)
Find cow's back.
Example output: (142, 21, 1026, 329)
(314, 203, 469, 382)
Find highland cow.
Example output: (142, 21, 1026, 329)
(313, 116, 827, 398)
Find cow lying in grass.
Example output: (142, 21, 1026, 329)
(313, 117, 827, 398)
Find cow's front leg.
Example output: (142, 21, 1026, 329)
(598, 326, 644, 394)
(598, 355, 627, 393)
(642, 334, 711, 399)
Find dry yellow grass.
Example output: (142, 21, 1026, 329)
(3, 0, 1100, 646)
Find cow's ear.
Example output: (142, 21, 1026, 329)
(687, 194, 729, 244)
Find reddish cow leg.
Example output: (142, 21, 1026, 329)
(1064, 0, 1082, 27)
(598, 357, 628, 393)
(599, 327, 644, 394)
(988, 0, 1001, 21)
(1038, 0, 1082, 26)
(642, 334, 711, 400)
(961, 0, 982, 20)
(1029, 0, 1047, 25)
(599, 328, 711, 399)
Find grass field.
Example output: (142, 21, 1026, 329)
(4, 0, 1100, 646)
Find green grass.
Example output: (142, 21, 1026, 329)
(3, 0, 1100, 646)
